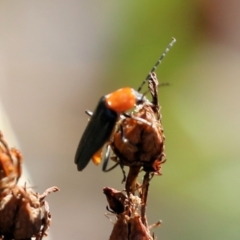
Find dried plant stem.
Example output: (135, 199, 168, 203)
(125, 166, 141, 195)
(139, 172, 152, 228)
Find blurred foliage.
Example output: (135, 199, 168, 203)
(101, 0, 201, 89)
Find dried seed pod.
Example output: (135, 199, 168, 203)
(111, 73, 165, 173)
(0, 185, 59, 240)
(112, 104, 165, 171)
(0, 131, 59, 239)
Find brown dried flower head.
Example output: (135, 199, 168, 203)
(0, 131, 59, 240)
(111, 72, 166, 174)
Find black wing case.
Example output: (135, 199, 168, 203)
(75, 96, 118, 171)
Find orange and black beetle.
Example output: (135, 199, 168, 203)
(74, 38, 176, 172)
(75, 88, 148, 171)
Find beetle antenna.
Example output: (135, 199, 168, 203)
(137, 37, 176, 92)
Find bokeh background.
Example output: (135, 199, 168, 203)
(1, 1, 240, 239)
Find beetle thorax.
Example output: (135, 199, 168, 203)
(105, 88, 138, 113)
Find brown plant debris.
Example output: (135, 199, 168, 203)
(0, 131, 59, 240)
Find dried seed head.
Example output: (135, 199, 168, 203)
(111, 72, 165, 174)
(0, 131, 59, 239)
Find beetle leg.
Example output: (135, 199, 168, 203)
(102, 146, 126, 184)
(122, 113, 152, 127)
(122, 112, 131, 118)
(132, 116, 152, 127)
(119, 124, 128, 143)
(118, 122, 138, 150)
(85, 109, 93, 116)
(102, 145, 119, 172)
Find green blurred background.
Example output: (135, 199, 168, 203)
(0, 0, 240, 239)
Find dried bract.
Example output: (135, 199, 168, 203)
(103, 187, 127, 214)
(109, 213, 129, 240)
(129, 215, 153, 240)
(108, 194, 154, 240)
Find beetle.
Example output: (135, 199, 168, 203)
(75, 88, 149, 171)
(75, 38, 176, 171)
